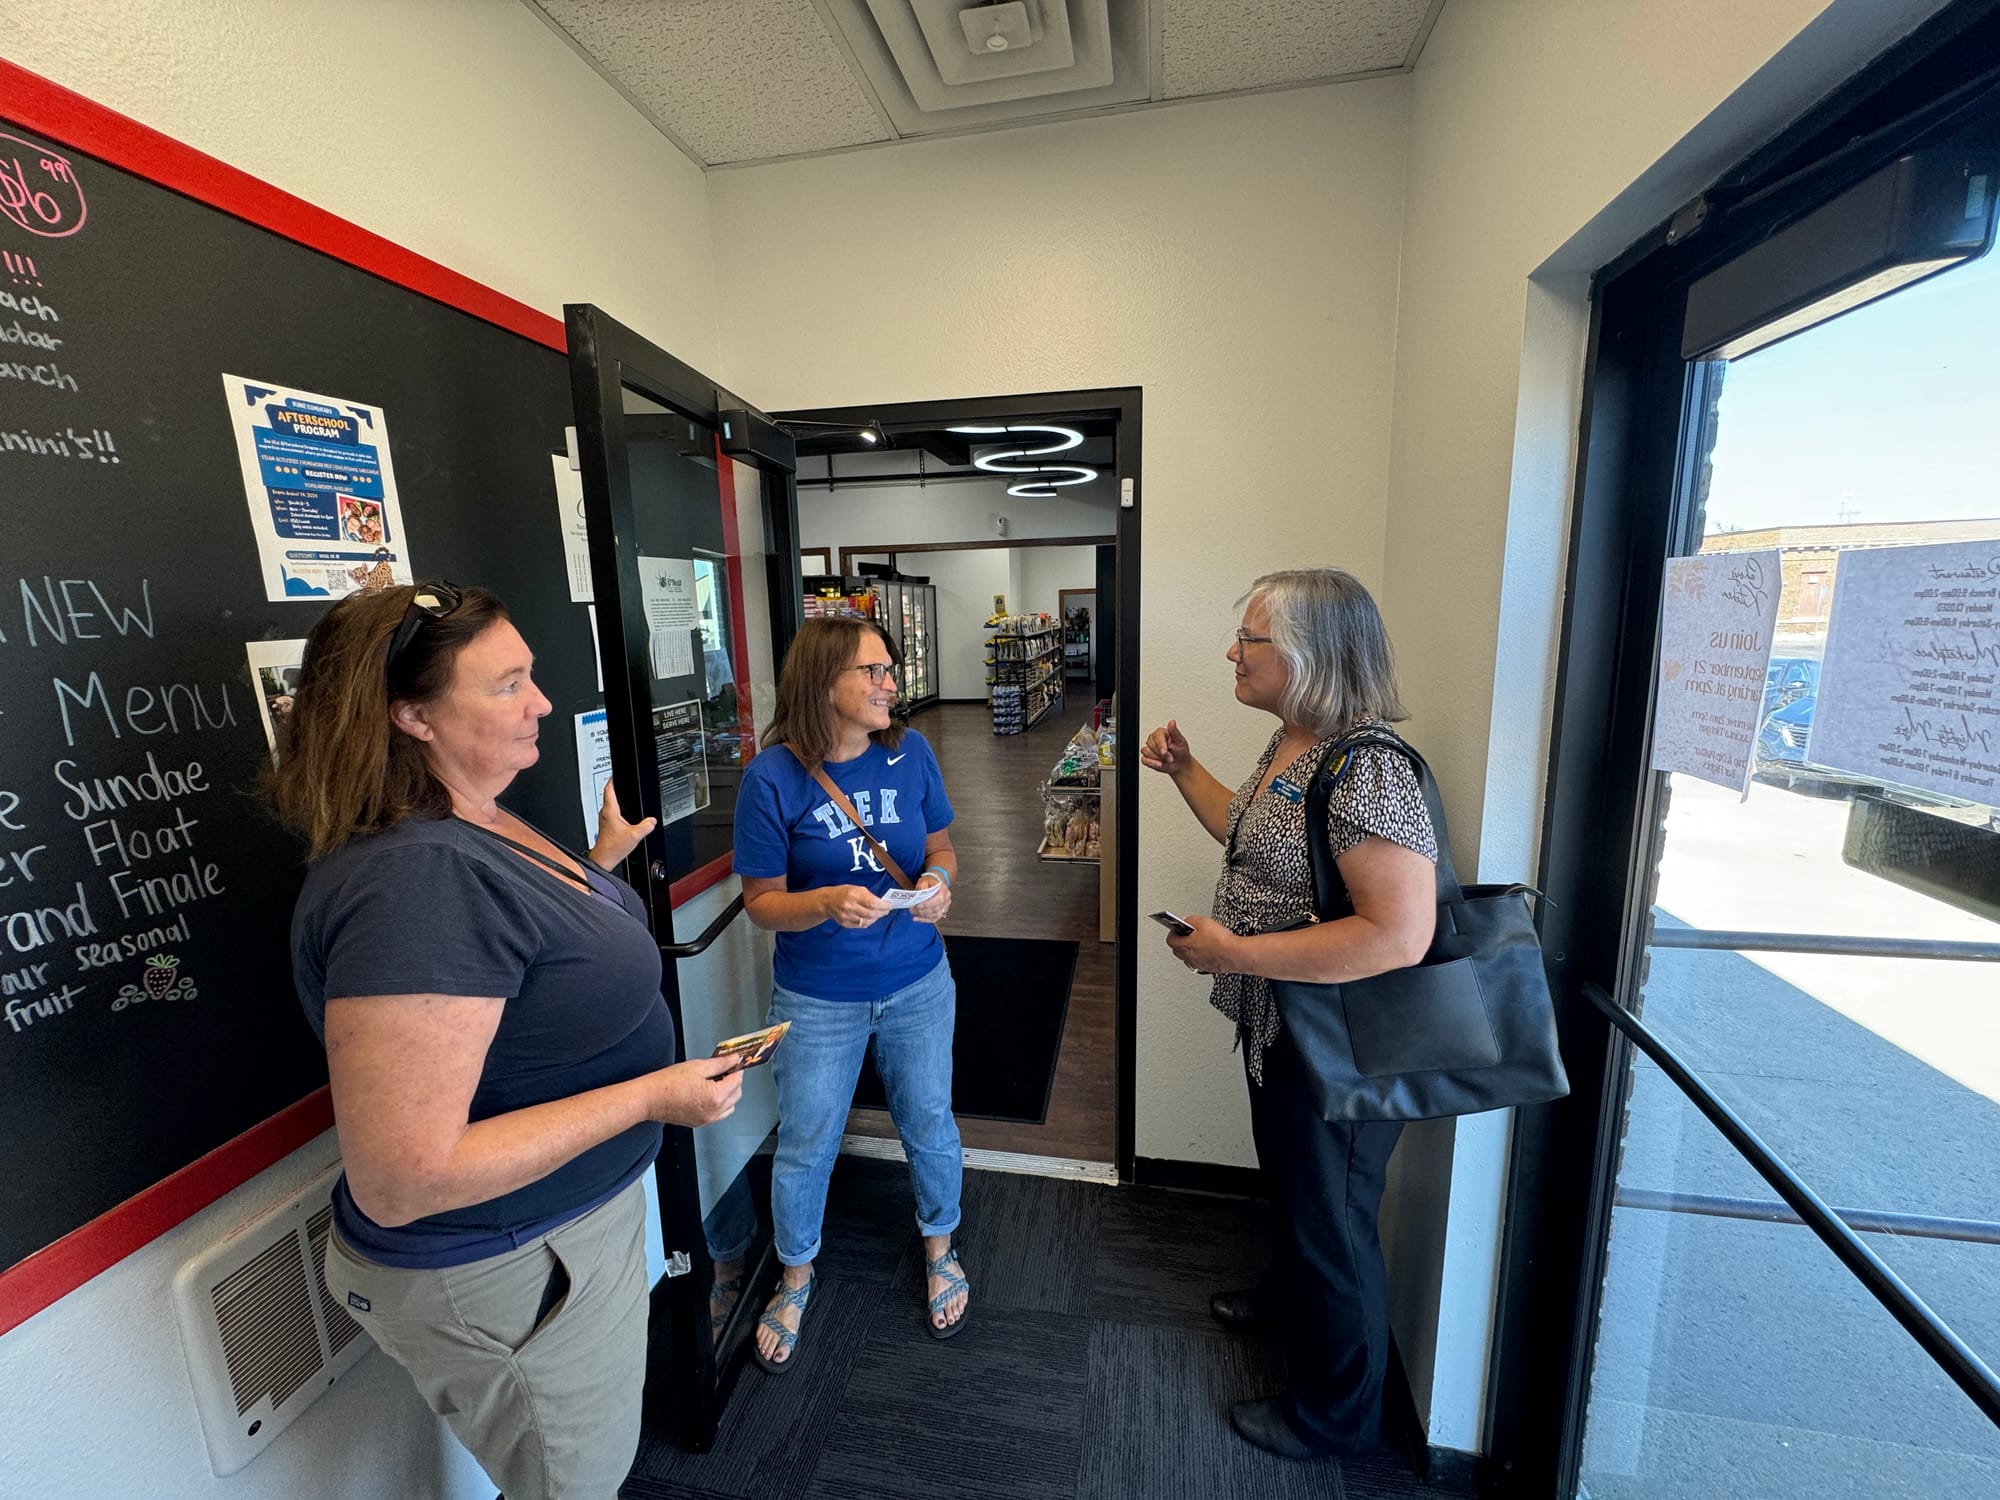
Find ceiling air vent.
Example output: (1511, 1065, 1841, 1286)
(864, 0, 1115, 110)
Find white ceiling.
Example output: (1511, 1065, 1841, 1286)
(525, 0, 1446, 168)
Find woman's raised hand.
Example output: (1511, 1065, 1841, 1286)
(588, 782, 658, 872)
(1140, 719, 1191, 778)
(819, 884, 894, 930)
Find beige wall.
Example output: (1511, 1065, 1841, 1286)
(711, 83, 1416, 1168)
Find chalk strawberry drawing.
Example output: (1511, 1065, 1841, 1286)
(143, 954, 180, 998)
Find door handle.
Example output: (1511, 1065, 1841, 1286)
(660, 894, 746, 959)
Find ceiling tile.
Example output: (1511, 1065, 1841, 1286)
(1158, 0, 1430, 100)
(539, 0, 891, 164)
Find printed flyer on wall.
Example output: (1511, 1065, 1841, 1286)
(245, 638, 309, 761)
(222, 374, 414, 601)
(574, 708, 612, 847)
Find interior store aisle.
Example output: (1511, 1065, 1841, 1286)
(622, 1157, 1450, 1500)
(843, 698, 1116, 1164)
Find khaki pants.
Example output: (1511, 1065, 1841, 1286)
(323, 1179, 649, 1500)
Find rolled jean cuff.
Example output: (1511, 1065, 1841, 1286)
(776, 1235, 821, 1268)
(916, 1209, 962, 1241)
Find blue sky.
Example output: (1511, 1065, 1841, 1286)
(1704, 244, 2000, 534)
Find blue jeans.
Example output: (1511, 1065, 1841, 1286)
(768, 954, 962, 1266)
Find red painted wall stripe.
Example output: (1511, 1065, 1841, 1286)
(0, 60, 567, 1332)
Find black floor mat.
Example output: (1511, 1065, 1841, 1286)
(852, 934, 1077, 1124)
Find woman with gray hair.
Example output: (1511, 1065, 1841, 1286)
(1141, 567, 1438, 1462)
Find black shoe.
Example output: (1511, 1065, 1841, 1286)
(1229, 1396, 1336, 1461)
(1208, 1287, 1265, 1332)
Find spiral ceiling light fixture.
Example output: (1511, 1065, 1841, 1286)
(948, 424, 1097, 498)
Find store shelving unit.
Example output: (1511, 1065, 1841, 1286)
(986, 618, 1063, 735)
(1063, 605, 1092, 682)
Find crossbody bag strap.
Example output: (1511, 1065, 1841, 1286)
(792, 747, 915, 889)
(1302, 727, 1463, 921)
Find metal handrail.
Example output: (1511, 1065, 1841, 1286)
(1584, 982, 2000, 1427)
(1614, 1188, 2000, 1246)
(660, 895, 745, 960)
(1650, 927, 2000, 962)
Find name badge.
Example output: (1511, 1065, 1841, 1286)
(1270, 775, 1306, 804)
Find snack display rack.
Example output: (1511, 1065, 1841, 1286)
(986, 614, 1063, 734)
(1036, 706, 1116, 863)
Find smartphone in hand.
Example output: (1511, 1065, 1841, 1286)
(1149, 910, 1195, 936)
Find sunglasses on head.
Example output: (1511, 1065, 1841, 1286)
(384, 580, 464, 678)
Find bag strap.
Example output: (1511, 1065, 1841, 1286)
(790, 746, 915, 889)
(1302, 726, 1463, 920)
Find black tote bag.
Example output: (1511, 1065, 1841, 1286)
(1267, 728, 1569, 1121)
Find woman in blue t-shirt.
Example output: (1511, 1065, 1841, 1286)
(274, 582, 745, 1500)
(733, 616, 968, 1370)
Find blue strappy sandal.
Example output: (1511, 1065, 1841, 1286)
(925, 1245, 971, 1341)
(751, 1271, 817, 1374)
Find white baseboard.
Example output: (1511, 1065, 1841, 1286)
(839, 1133, 1118, 1185)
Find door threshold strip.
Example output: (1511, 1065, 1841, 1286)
(839, 1133, 1118, 1185)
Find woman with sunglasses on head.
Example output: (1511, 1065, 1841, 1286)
(1140, 568, 1438, 1464)
(274, 582, 744, 1500)
(732, 616, 966, 1372)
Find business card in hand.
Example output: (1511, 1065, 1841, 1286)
(876, 884, 944, 909)
(713, 1020, 791, 1072)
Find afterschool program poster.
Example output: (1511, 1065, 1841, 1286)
(222, 374, 415, 601)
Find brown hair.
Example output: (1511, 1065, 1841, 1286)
(268, 583, 510, 858)
(760, 616, 906, 770)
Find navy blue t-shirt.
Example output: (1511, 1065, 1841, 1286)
(292, 814, 673, 1267)
(733, 734, 954, 1002)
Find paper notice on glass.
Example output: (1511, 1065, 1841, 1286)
(1807, 542, 2000, 803)
(652, 699, 710, 824)
(639, 555, 698, 680)
(222, 374, 413, 601)
(1649, 550, 1781, 794)
(575, 708, 611, 846)
(876, 884, 945, 910)
(552, 454, 592, 603)
(245, 638, 309, 761)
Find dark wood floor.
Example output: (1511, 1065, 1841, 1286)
(844, 699, 1117, 1163)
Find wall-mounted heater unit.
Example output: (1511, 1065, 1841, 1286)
(172, 1163, 373, 1475)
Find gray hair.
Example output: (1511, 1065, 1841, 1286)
(1239, 568, 1407, 735)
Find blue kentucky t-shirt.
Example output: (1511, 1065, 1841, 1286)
(733, 732, 954, 1002)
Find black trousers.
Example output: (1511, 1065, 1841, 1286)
(1245, 1029, 1405, 1453)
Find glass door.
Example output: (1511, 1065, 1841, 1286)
(1508, 56, 2000, 1498)
(565, 304, 800, 1451)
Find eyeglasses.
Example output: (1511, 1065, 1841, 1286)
(385, 580, 464, 677)
(847, 663, 899, 685)
(1233, 629, 1274, 647)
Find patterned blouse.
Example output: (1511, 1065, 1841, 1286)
(1209, 719, 1438, 1083)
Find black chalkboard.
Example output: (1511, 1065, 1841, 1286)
(0, 112, 598, 1277)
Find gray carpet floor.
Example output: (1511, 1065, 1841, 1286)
(621, 1158, 1457, 1500)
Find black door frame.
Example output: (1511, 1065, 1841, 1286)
(777, 389, 1145, 1180)
(1486, 3, 2000, 1492)
(565, 303, 803, 1451)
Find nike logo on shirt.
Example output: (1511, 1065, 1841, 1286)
(886, 754, 907, 765)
